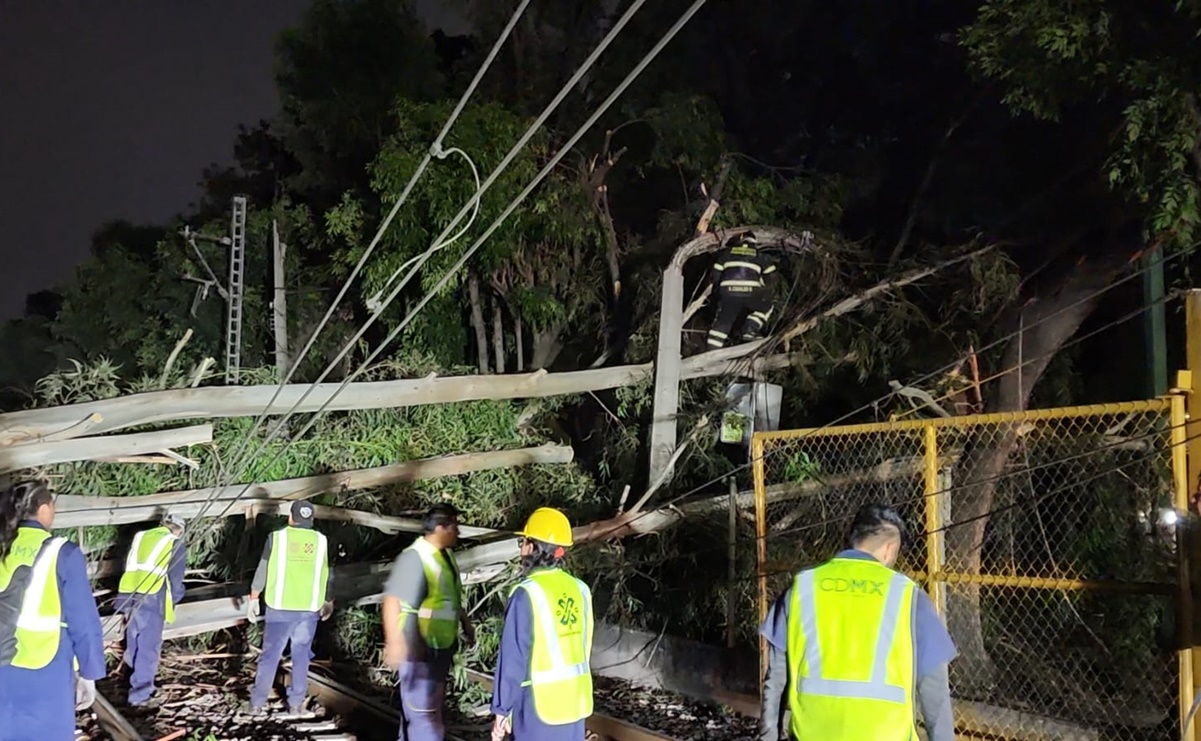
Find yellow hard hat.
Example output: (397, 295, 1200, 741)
(517, 507, 574, 547)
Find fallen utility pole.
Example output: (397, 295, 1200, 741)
(54, 444, 572, 529)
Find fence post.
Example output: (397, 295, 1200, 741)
(923, 424, 946, 615)
(1172, 383, 1197, 739)
(752, 432, 769, 688)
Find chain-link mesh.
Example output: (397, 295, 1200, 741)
(752, 401, 1182, 740)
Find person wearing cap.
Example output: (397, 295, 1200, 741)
(757, 503, 957, 741)
(114, 512, 188, 708)
(382, 503, 474, 741)
(707, 230, 779, 349)
(245, 500, 334, 716)
(490, 508, 593, 741)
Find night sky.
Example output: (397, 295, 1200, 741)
(0, 1, 467, 321)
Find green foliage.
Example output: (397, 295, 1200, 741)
(961, 1, 1201, 241)
(275, 0, 444, 197)
(38, 358, 601, 576)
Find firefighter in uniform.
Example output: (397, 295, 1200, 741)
(491, 508, 593, 741)
(707, 231, 778, 349)
(115, 512, 187, 708)
(382, 503, 474, 741)
(245, 500, 334, 716)
(0, 480, 105, 741)
(757, 503, 957, 741)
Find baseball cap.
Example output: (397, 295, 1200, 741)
(291, 499, 316, 527)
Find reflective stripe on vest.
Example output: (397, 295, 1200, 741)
(516, 569, 593, 725)
(118, 527, 178, 622)
(1, 528, 67, 669)
(400, 538, 461, 649)
(786, 558, 917, 741)
(265, 527, 328, 612)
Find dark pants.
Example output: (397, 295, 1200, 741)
(708, 289, 772, 348)
(397, 651, 453, 741)
(125, 606, 165, 704)
(250, 612, 319, 708)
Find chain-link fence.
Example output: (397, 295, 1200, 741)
(751, 399, 1192, 740)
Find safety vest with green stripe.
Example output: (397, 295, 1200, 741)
(786, 557, 917, 741)
(514, 568, 593, 726)
(0, 527, 68, 670)
(264, 527, 329, 612)
(401, 537, 461, 650)
(118, 526, 179, 624)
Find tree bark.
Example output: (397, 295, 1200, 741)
(945, 253, 1130, 699)
(515, 314, 525, 371)
(492, 298, 506, 374)
(468, 273, 490, 374)
(531, 326, 564, 370)
(0, 424, 213, 472)
(53, 444, 573, 529)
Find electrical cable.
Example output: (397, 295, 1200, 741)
(216, 0, 534, 489)
(215, 0, 664, 490)
(364, 147, 482, 313)
(203, 0, 712, 531)
(597, 244, 1195, 542)
(102, 0, 536, 609)
(106, 0, 706, 616)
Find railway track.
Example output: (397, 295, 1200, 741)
(84, 663, 675, 741)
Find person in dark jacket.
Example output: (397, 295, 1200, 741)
(0, 479, 106, 741)
(708, 231, 778, 349)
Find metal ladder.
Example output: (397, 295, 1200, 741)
(225, 195, 248, 384)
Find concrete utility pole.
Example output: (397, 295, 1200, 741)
(272, 220, 290, 380)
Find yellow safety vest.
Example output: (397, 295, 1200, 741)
(118, 526, 179, 624)
(400, 537, 461, 650)
(515, 568, 593, 726)
(786, 557, 917, 741)
(264, 526, 329, 612)
(0, 527, 67, 670)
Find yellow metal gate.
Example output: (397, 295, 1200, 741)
(752, 399, 1192, 740)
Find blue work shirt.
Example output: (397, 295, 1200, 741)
(758, 549, 957, 679)
(491, 574, 587, 741)
(114, 536, 187, 617)
(0, 522, 107, 741)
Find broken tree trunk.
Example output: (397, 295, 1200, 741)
(0, 348, 809, 447)
(647, 236, 991, 489)
(945, 252, 1131, 700)
(53, 444, 572, 529)
(0, 424, 213, 472)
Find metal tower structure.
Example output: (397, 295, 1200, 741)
(224, 195, 248, 384)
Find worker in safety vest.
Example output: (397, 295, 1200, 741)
(707, 230, 778, 349)
(0, 480, 105, 741)
(490, 508, 593, 741)
(114, 512, 187, 708)
(244, 500, 334, 716)
(758, 503, 957, 741)
(382, 503, 474, 741)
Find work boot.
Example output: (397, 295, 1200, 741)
(128, 694, 161, 712)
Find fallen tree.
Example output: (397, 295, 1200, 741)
(53, 444, 572, 531)
(0, 349, 813, 448)
(0, 424, 213, 472)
